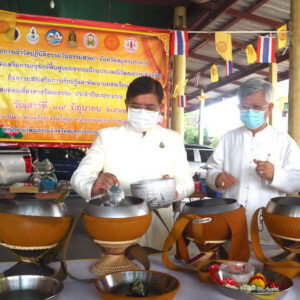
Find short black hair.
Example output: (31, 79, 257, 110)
(126, 76, 164, 104)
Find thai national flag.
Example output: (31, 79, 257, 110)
(177, 95, 187, 107)
(225, 60, 233, 75)
(170, 31, 189, 56)
(256, 36, 276, 63)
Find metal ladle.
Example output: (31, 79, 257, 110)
(107, 184, 125, 206)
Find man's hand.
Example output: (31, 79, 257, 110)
(215, 172, 238, 189)
(254, 159, 274, 181)
(91, 172, 119, 197)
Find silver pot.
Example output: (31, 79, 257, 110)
(0, 196, 69, 217)
(266, 197, 300, 217)
(181, 198, 240, 215)
(130, 178, 176, 208)
(86, 196, 150, 218)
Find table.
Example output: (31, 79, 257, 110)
(1, 255, 299, 299)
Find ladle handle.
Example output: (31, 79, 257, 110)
(55, 189, 71, 203)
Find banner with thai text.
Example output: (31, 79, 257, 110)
(0, 13, 170, 146)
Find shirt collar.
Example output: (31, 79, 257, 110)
(124, 122, 159, 136)
(242, 124, 272, 137)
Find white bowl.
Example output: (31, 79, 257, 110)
(130, 178, 176, 208)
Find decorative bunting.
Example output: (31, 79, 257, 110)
(194, 72, 200, 87)
(170, 30, 189, 56)
(215, 32, 232, 61)
(0, 10, 16, 42)
(256, 36, 276, 63)
(277, 24, 287, 50)
(177, 95, 187, 107)
(245, 44, 257, 64)
(210, 64, 219, 83)
(225, 60, 233, 75)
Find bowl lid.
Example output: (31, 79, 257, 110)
(266, 197, 300, 217)
(86, 196, 150, 218)
(181, 198, 240, 215)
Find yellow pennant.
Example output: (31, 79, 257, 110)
(245, 44, 257, 64)
(172, 79, 188, 98)
(277, 24, 287, 49)
(215, 32, 232, 61)
(0, 10, 16, 42)
(210, 64, 219, 83)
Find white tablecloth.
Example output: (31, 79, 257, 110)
(0, 255, 299, 299)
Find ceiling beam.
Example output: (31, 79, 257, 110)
(187, 52, 289, 99)
(188, 0, 239, 39)
(226, 8, 284, 28)
(189, 0, 270, 53)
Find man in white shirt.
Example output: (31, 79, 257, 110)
(71, 76, 194, 250)
(206, 77, 300, 244)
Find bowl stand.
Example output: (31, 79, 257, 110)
(90, 239, 139, 276)
(0, 242, 57, 276)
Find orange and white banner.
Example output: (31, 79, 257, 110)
(0, 13, 170, 146)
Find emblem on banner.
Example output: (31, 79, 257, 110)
(26, 27, 39, 44)
(67, 30, 78, 47)
(124, 37, 139, 53)
(14, 27, 20, 42)
(83, 32, 98, 48)
(104, 34, 120, 51)
(45, 29, 62, 46)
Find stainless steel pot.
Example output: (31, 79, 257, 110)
(266, 197, 300, 217)
(86, 196, 150, 218)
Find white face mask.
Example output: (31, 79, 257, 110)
(127, 108, 159, 132)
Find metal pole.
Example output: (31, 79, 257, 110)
(171, 6, 186, 138)
(289, 0, 300, 146)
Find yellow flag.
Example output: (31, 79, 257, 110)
(210, 64, 219, 83)
(0, 10, 16, 42)
(277, 24, 287, 49)
(245, 44, 257, 64)
(215, 32, 232, 61)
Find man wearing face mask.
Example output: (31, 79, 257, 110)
(206, 77, 300, 244)
(70, 76, 194, 250)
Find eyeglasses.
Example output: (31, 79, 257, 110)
(239, 103, 269, 111)
(128, 103, 160, 112)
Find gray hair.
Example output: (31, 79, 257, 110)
(237, 78, 274, 103)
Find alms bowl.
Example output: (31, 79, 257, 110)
(0, 197, 72, 247)
(95, 270, 180, 300)
(0, 275, 63, 300)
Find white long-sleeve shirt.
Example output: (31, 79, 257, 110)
(206, 125, 300, 243)
(71, 122, 194, 250)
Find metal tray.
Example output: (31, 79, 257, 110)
(0, 275, 63, 300)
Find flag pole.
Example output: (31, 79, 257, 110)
(289, 0, 300, 147)
(171, 6, 186, 138)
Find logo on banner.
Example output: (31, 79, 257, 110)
(14, 27, 21, 41)
(45, 29, 62, 46)
(104, 34, 120, 51)
(67, 30, 78, 47)
(124, 37, 138, 53)
(26, 27, 39, 44)
(83, 32, 98, 48)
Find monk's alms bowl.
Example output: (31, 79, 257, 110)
(0, 197, 72, 247)
(83, 196, 152, 242)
